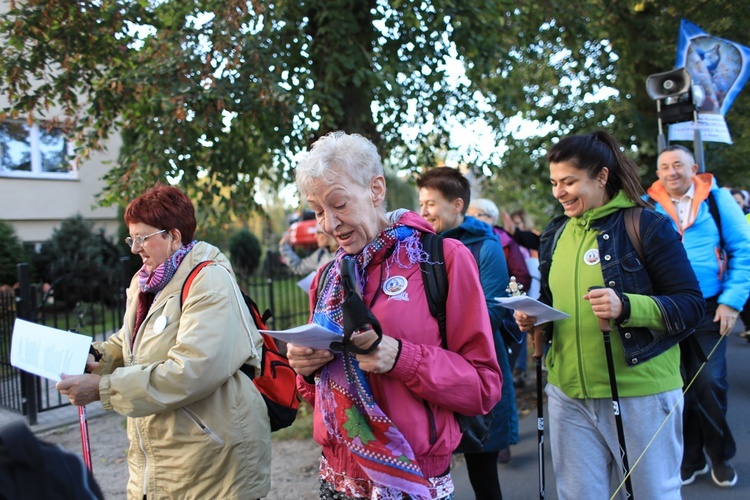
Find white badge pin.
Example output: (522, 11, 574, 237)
(383, 275, 408, 296)
(584, 249, 600, 266)
(153, 315, 168, 334)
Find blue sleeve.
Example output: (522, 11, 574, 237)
(640, 211, 705, 335)
(477, 238, 510, 333)
(715, 188, 750, 310)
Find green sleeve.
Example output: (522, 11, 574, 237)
(620, 293, 665, 330)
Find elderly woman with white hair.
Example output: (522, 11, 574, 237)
(467, 198, 532, 295)
(468, 198, 535, 397)
(286, 131, 502, 499)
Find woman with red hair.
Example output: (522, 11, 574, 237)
(57, 184, 271, 498)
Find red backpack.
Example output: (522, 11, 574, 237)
(181, 261, 299, 431)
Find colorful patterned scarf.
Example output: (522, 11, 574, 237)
(130, 241, 196, 349)
(313, 222, 433, 499)
(137, 240, 197, 294)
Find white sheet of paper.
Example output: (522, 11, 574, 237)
(10, 319, 91, 381)
(296, 271, 316, 294)
(496, 296, 571, 325)
(261, 323, 341, 351)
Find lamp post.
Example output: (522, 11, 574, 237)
(646, 68, 706, 172)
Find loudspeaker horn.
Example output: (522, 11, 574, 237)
(646, 68, 692, 100)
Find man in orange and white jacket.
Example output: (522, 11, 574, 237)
(647, 144, 750, 489)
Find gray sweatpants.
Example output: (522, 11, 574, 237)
(547, 384, 683, 500)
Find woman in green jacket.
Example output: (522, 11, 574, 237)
(516, 131, 704, 500)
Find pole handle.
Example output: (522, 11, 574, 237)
(532, 327, 545, 358)
(598, 317, 612, 333)
(588, 286, 613, 333)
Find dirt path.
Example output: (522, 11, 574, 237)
(40, 411, 322, 499)
(40, 368, 539, 499)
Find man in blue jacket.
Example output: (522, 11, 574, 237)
(647, 144, 750, 489)
(417, 166, 517, 498)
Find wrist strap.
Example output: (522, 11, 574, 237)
(89, 345, 102, 362)
(615, 293, 631, 325)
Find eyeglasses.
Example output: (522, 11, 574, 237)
(125, 229, 166, 248)
(472, 212, 492, 220)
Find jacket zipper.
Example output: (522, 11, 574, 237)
(183, 407, 225, 445)
(136, 421, 149, 497)
(423, 401, 438, 445)
(574, 236, 590, 401)
(269, 359, 295, 378)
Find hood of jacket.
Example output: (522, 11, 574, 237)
(442, 215, 498, 246)
(186, 240, 233, 275)
(647, 173, 716, 229)
(574, 190, 636, 228)
(389, 209, 438, 235)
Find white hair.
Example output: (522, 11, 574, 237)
(469, 198, 499, 223)
(295, 131, 384, 198)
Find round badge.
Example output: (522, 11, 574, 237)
(383, 275, 408, 296)
(153, 315, 168, 334)
(583, 249, 600, 266)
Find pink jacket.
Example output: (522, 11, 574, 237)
(298, 211, 502, 480)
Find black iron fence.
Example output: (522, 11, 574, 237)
(0, 250, 312, 424)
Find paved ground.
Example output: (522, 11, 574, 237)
(450, 322, 750, 499)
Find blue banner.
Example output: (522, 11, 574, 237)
(671, 19, 750, 144)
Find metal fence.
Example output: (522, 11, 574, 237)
(0, 251, 312, 424)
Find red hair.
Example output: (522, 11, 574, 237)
(124, 184, 196, 242)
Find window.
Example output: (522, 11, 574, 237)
(0, 121, 76, 179)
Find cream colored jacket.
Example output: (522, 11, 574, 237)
(94, 242, 271, 499)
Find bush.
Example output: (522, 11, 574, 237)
(0, 220, 26, 286)
(117, 205, 142, 278)
(229, 228, 262, 279)
(35, 214, 121, 309)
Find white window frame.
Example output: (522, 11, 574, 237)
(0, 121, 77, 180)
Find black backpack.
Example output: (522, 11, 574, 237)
(419, 232, 494, 454)
(0, 421, 104, 500)
(317, 232, 494, 453)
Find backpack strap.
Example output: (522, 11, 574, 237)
(623, 207, 645, 264)
(707, 191, 724, 249)
(181, 260, 215, 307)
(180, 260, 261, 359)
(314, 234, 450, 347)
(419, 232, 448, 347)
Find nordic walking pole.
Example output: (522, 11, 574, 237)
(508, 277, 545, 499)
(589, 287, 633, 499)
(73, 328, 93, 472)
(533, 328, 546, 500)
(78, 405, 93, 471)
